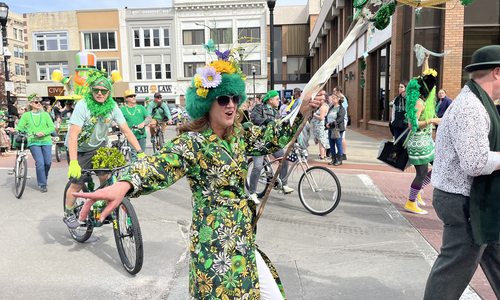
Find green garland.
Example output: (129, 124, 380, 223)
(461, 0, 474, 5)
(91, 147, 127, 169)
(374, 1, 396, 30)
(84, 92, 116, 118)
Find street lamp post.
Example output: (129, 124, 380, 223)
(251, 65, 256, 99)
(0, 2, 10, 108)
(267, 0, 276, 91)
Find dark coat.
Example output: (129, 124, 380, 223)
(436, 96, 452, 118)
(250, 103, 278, 125)
(325, 105, 346, 132)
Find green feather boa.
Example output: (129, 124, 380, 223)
(405, 78, 436, 132)
(84, 92, 116, 118)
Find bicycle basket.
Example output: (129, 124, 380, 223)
(13, 134, 28, 149)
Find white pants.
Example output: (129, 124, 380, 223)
(256, 251, 284, 300)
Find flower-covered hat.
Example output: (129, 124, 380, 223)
(185, 41, 247, 120)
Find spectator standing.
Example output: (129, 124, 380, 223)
(424, 45, 500, 300)
(333, 86, 348, 160)
(435, 89, 453, 118)
(325, 93, 346, 166)
(311, 90, 330, 160)
(389, 81, 408, 140)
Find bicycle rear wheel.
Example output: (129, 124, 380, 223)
(298, 166, 341, 215)
(14, 157, 27, 199)
(158, 131, 165, 150)
(55, 144, 61, 162)
(245, 158, 274, 198)
(63, 182, 93, 242)
(113, 198, 143, 275)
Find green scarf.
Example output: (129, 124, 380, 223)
(467, 80, 500, 245)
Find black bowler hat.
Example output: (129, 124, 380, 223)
(464, 45, 500, 72)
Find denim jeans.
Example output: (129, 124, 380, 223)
(248, 149, 288, 194)
(130, 138, 146, 162)
(29, 144, 52, 187)
(328, 131, 344, 158)
(424, 189, 500, 299)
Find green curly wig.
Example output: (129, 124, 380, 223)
(405, 78, 437, 132)
(185, 73, 247, 120)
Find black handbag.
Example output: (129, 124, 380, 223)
(377, 128, 410, 171)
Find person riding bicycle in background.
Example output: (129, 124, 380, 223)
(10, 93, 55, 193)
(248, 90, 294, 204)
(73, 48, 323, 298)
(63, 70, 144, 229)
(121, 89, 151, 161)
(146, 92, 172, 146)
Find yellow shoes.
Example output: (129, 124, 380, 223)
(417, 192, 426, 207)
(404, 200, 428, 215)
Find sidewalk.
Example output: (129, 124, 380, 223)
(306, 127, 495, 300)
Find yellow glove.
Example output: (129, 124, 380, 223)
(137, 152, 146, 159)
(68, 160, 81, 179)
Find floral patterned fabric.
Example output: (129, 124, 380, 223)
(119, 116, 302, 299)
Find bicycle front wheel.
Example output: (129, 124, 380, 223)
(298, 166, 341, 215)
(55, 144, 61, 162)
(63, 182, 93, 242)
(14, 157, 28, 199)
(113, 198, 143, 275)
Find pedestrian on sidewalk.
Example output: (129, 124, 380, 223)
(325, 93, 345, 166)
(389, 81, 408, 141)
(333, 86, 348, 160)
(404, 55, 440, 214)
(424, 45, 500, 300)
(11, 93, 55, 193)
(73, 50, 323, 299)
(311, 90, 330, 160)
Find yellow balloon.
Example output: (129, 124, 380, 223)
(111, 70, 122, 83)
(51, 69, 63, 82)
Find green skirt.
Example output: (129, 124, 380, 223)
(407, 126, 434, 165)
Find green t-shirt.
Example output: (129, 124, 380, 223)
(68, 100, 126, 152)
(120, 104, 150, 139)
(15, 111, 55, 146)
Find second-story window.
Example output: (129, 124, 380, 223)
(165, 64, 171, 79)
(15, 63, 25, 76)
(184, 62, 205, 77)
(241, 60, 261, 76)
(135, 63, 170, 80)
(238, 27, 260, 43)
(37, 62, 69, 81)
(13, 45, 24, 58)
(211, 28, 232, 44)
(96, 60, 118, 73)
(163, 29, 170, 46)
(183, 30, 204, 45)
(83, 32, 117, 50)
(34, 32, 68, 51)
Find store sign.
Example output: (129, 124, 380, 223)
(48, 86, 65, 96)
(134, 84, 172, 94)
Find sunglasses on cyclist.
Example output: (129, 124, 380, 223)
(92, 88, 110, 95)
(31, 101, 41, 104)
(216, 95, 240, 107)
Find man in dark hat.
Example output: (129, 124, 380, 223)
(424, 45, 500, 299)
(146, 92, 172, 146)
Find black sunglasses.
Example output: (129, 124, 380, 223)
(216, 95, 240, 107)
(92, 88, 110, 95)
(31, 101, 41, 104)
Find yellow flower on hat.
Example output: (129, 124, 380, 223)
(209, 60, 236, 74)
(194, 75, 203, 88)
(196, 88, 209, 98)
(423, 68, 437, 77)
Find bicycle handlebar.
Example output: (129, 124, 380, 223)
(81, 165, 129, 175)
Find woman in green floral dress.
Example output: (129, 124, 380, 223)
(75, 48, 323, 299)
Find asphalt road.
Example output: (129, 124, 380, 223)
(0, 127, 479, 299)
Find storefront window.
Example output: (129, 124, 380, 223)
(370, 44, 391, 121)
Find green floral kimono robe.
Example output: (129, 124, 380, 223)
(119, 115, 303, 299)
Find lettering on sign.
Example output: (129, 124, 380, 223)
(135, 86, 149, 94)
(158, 85, 172, 93)
(48, 86, 65, 96)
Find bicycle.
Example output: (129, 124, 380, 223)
(246, 143, 341, 215)
(54, 119, 69, 163)
(111, 129, 132, 162)
(63, 167, 144, 274)
(151, 121, 167, 153)
(9, 132, 30, 198)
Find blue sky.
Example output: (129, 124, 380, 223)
(9, 0, 308, 14)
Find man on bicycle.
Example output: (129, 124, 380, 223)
(146, 92, 172, 146)
(121, 89, 151, 161)
(248, 90, 294, 204)
(63, 70, 144, 229)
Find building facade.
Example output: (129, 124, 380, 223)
(309, 0, 500, 135)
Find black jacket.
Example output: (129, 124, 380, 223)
(325, 105, 346, 132)
(250, 103, 277, 126)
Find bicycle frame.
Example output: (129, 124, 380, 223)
(264, 145, 310, 188)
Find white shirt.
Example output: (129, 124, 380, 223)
(432, 85, 500, 196)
